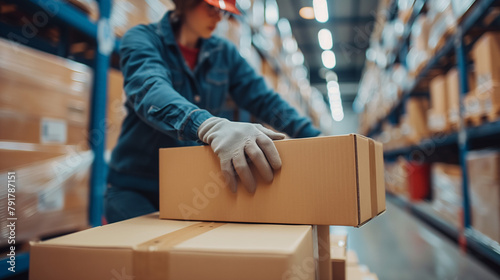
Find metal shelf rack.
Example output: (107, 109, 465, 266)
(374, 0, 500, 268)
(0, 0, 116, 278)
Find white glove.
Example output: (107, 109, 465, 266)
(198, 117, 285, 193)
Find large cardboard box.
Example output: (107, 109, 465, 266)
(0, 39, 92, 146)
(472, 32, 500, 87)
(467, 150, 500, 243)
(159, 135, 386, 226)
(472, 32, 500, 118)
(431, 163, 462, 228)
(0, 143, 92, 245)
(402, 97, 429, 143)
(429, 74, 449, 132)
(30, 213, 315, 280)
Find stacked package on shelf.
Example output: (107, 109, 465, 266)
(467, 150, 500, 244)
(384, 157, 409, 198)
(400, 97, 430, 144)
(0, 143, 93, 246)
(111, 0, 175, 37)
(0, 38, 93, 243)
(0, 39, 92, 146)
(31, 134, 387, 279)
(428, 74, 450, 133)
(471, 32, 500, 123)
(426, 0, 457, 54)
(431, 163, 462, 229)
(407, 14, 431, 77)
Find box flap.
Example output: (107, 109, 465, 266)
(374, 141, 387, 214)
(354, 135, 372, 225)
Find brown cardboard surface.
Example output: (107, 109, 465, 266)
(467, 150, 500, 243)
(429, 74, 449, 130)
(159, 134, 385, 226)
(405, 98, 430, 141)
(30, 213, 315, 280)
(472, 32, 500, 87)
(0, 146, 91, 245)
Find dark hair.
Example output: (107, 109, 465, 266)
(172, 0, 203, 19)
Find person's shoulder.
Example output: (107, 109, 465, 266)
(121, 23, 161, 47)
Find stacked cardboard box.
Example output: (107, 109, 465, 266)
(0, 39, 92, 147)
(471, 32, 500, 122)
(0, 143, 93, 246)
(431, 163, 462, 228)
(31, 213, 316, 280)
(31, 134, 386, 279)
(467, 150, 500, 244)
(401, 97, 430, 144)
(0, 38, 94, 243)
(428, 75, 450, 133)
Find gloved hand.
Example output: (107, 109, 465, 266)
(198, 117, 285, 193)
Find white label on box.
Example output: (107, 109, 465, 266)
(41, 118, 67, 144)
(38, 186, 64, 212)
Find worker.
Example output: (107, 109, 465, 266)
(104, 0, 321, 223)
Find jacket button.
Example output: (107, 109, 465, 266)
(194, 95, 201, 102)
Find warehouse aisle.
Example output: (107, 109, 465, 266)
(331, 202, 500, 280)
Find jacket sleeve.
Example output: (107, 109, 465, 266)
(226, 43, 321, 138)
(119, 26, 213, 141)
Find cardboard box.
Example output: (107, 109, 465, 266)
(467, 150, 500, 243)
(0, 38, 92, 146)
(30, 213, 315, 280)
(0, 144, 92, 246)
(472, 32, 500, 87)
(402, 98, 429, 143)
(159, 134, 386, 226)
(429, 74, 449, 132)
(330, 234, 347, 280)
(431, 163, 462, 229)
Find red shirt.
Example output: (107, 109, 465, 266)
(178, 43, 200, 70)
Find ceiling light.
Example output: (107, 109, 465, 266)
(318, 28, 333, 50)
(292, 51, 304, 65)
(265, 0, 279, 25)
(321, 50, 336, 69)
(277, 18, 292, 37)
(313, 0, 329, 23)
(299, 7, 315, 20)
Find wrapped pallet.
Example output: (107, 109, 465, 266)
(467, 150, 500, 243)
(0, 142, 93, 246)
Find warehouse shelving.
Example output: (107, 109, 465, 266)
(365, 0, 500, 268)
(0, 0, 115, 278)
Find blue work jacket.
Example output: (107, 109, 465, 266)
(107, 12, 320, 192)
